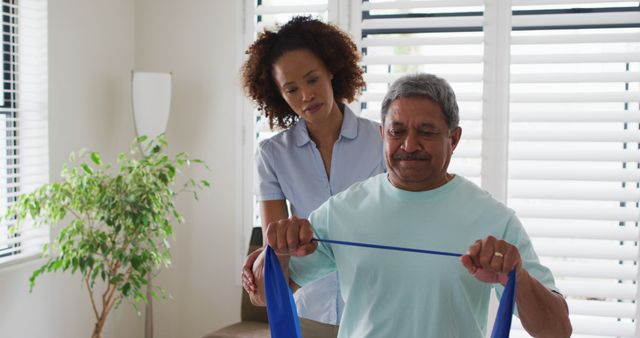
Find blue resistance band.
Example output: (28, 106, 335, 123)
(264, 245, 302, 338)
(264, 239, 516, 338)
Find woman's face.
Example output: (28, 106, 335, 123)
(272, 49, 338, 126)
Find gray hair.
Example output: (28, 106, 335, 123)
(380, 73, 459, 132)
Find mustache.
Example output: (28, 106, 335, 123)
(393, 152, 431, 161)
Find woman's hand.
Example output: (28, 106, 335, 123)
(242, 247, 263, 294)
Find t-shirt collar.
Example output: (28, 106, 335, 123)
(382, 174, 461, 200)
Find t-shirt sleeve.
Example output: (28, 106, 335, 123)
(255, 140, 285, 201)
(289, 202, 336, 287)
(494, 213, 560, 304)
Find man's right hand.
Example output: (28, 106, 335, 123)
(265, 216, 317, 257)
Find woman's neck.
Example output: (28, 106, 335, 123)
(306, 102, 344, 147)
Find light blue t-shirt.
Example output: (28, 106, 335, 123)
(290, 174, 558, 338)
(255, 105, 385, 325)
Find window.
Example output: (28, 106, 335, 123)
(241, 1, 640, 336)
(507, 2, 640, 337)
(0, 0, 49, 266)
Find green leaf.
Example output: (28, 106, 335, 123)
(165, 164, 176, 179)
(81, 163, 93, 174)
(51, 259, 63, 271)
(131, 255, 142, 270)
(157, 134, 168, 146)
(78, 257, 86, 273)
(72, 256, 79, 274)
(62, 258, 71, 271)
(122, 282, 131, 296)
(29, 265, 46, 292)
(158, 173, 168, 184)
(90, 152, 102, 165)
(193, 158, 211, 170)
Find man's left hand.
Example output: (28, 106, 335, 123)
(460, 236, 522, 286)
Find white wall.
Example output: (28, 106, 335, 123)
(0, 1, 244, 338)
(133, 1, 243, 337)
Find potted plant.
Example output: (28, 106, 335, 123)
(3, 135, 209, 338)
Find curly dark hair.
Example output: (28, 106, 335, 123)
(241, 16, 365, 130)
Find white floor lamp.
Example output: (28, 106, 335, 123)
(131, 71, 172, 338)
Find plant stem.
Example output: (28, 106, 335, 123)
(85, 270, 99, 321)
(91, 317, 105, 338)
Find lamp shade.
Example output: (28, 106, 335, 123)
(132, 71, 172, 140)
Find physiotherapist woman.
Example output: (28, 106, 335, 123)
(239, 17, 385, 338)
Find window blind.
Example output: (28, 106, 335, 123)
(356, 0, 486, 185)
(0, 0, 49, 266)
(507, 1, 640, 337)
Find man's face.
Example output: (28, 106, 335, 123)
(380, 97, 461, 192)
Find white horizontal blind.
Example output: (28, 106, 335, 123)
(0, 0, 49, 266)
(252, 0, 330, 36)
(356, 0, 485, 185)
(507, 1, 640, 337)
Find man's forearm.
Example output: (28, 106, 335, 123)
(515, 269, 572, 337)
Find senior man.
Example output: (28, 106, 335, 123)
(249, 73, 571, 338)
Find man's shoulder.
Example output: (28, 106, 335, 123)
(454, 176, 489, 197)
(454, 176, 515, 216)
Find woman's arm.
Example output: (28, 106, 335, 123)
(260, 200, 289, 240)
(242, 200, 289, 294)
